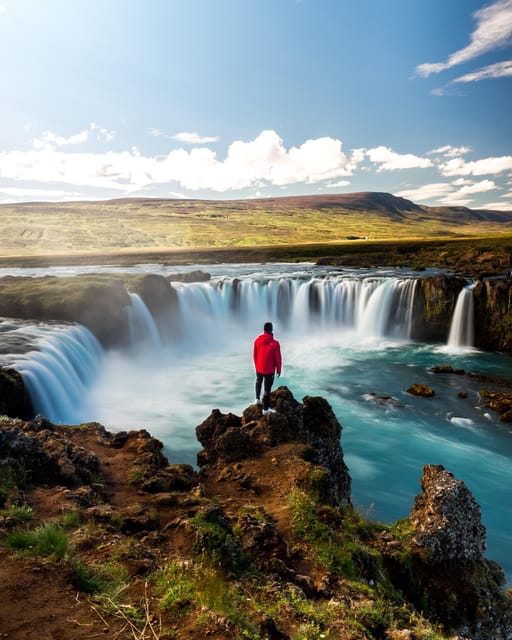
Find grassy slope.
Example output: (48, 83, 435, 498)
(0, 195, 511, 271)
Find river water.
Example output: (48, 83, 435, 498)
(1, 262, 511, 581)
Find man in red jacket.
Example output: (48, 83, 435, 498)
(253, 321, 282, 414)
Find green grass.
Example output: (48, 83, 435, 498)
(0, 504, 34, 524)
(4, 522, 69, 559)
(0, 197, 511, 263)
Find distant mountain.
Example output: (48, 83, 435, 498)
(241, 192, 424, 217)
(232, 192, 512, 223)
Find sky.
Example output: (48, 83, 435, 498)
(0, 0, 511, 210)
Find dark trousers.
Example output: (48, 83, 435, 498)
(255, 372, 274, 410)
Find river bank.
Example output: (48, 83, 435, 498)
(0, 235, 511, 277)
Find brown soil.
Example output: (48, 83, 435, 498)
(0, 422, 323, 639)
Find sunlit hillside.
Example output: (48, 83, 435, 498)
(1, 192, 511, 259)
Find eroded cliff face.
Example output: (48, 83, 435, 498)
(415, 275, 512, 352)
(413, 275, 467, 342)
(473, 278, 512, 352)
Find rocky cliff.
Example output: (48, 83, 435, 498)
(0, 388, 511, 639)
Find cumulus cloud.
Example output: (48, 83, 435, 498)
(0, 5, 7, 12)
(0, 130, 361, 194)
(439, 155, 512, 176)
(416, 0, 512, 77)
(172, 132, 221, 144)
(366, 146, 432, 171)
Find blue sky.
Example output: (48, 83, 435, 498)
(0, 0, 511, 209)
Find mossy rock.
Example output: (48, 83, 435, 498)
(407, 383, 435, 397)
(480, 390, 512, 420)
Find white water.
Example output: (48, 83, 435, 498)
(448, 283, 476, 349)
(2, 264, 512, 583)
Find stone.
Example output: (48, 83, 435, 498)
(410, 464, 486, 563)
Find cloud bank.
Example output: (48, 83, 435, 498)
(1, 126, 511, 210)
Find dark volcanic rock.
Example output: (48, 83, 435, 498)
(0, 368, 29, 418)
(413, 275, 467, 342)
(196, 386, 351, 507)
(410, 464, 486, 563)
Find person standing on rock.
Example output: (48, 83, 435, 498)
(253, 321, 282, 414)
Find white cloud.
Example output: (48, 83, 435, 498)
(0, 187, 82, 199)
(397, 179, 498, 206)
(479, 200, 512, 211)
(396, 183, 454, 201)
(326, 179, 351, 188)
(172, 132, 220, 144)
(455, 179, 497, 195)
(33, 129, 89, 149)
(148, 128, 163, 137)
(453, 59, 512, 83)
(416, 0, 512, 77)
(439, 155, 512, 177)
(0, 5, 6, 12)
(0, 130, 362, 193)
(429, 145, 472, 157)
(366, 146, 433, 171)
(438, 195, 473, 207)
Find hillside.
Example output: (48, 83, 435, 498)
(0, 192, 511, 260)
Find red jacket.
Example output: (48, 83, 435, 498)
(253, 331, 282, 375)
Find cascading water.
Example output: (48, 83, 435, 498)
(3, 265, 512, 583)
(448, 283, 476, 349)
(8, 324, 104, 424)
(126, 292, 163, 352)
(171, 275, 419, 341)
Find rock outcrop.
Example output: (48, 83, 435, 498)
(410, 464, 486, 562)
(414, 274, 467, 342)
(384, 464, 512, 639)
(473, 277, 512, 351)
(196, 386, 352, 507)
(1, 393, 512, 639)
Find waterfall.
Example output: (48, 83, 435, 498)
(447, 283, 475, 348)
(171, 275, 419, 341)
(11, 273, 422, 421)
(126, 292, 162, 351)
(11, 324, 104, 423)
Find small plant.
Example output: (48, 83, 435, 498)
(4, 522, 69, 559)
(71, 559, 109, 594)
(0, 504, 34, 524)
(60, 510, 81, 528)
(288, 489, 356, 577)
